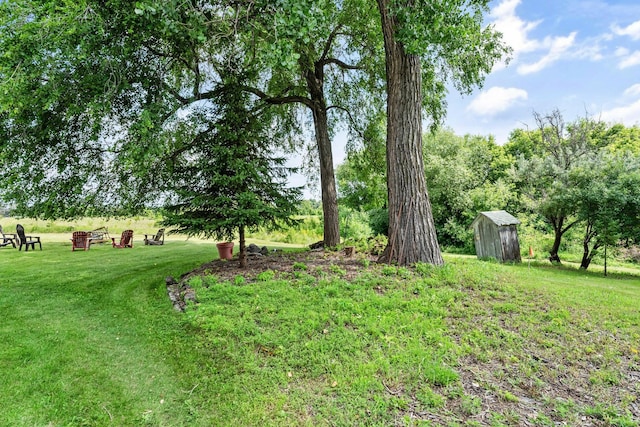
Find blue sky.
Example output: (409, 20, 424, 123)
(445, 0, 640, 144)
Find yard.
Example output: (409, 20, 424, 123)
(0, 230, 638, 426)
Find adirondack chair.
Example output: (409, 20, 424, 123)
(0, 225, 17, 248)
(112, 229, 134, 248)
(144, 228, 165, 246)
(71, 231, 90, 251)
(16, 224, 42, 251)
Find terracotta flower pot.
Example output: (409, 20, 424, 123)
(216, 241, 234, 260)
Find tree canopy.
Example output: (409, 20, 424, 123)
(1, 0, 510, 267)
(0, 1, 304, 221)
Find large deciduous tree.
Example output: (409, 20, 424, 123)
(0, 1, 304, 226)
(511, 110, 602, 263)
(0, 0, 383, 248)
(567, 153, 640, 270)
(234, 0, 384, 247)
(375, 0, 509, 265)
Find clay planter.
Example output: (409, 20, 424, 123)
(216, 241, 234, 260)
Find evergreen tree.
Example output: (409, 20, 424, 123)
(161, 71, 301, 268)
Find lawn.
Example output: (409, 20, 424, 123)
(0, 234, 638, 426)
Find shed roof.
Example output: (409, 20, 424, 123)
(473, 210, 520, 227)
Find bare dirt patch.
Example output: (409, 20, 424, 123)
(179, 248, 378, 283)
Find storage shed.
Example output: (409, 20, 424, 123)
(471, 210, 522, 263)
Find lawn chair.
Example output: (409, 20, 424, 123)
(16, 224, 42, 251)
(112, 229, 133, 248)
(0, 225, 17, 248)
(144, 228, 165, 246)
(71, 231, 90, 251)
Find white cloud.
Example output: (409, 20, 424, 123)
(615, 47, 630, 56)
(467, 87, 528, 116)
(623, 84, 640, 97)
(612, 20, 640, 40)
(490, 0, 578, 74)
(491, 0, 542, 56)
(601, 99, 640, 124)
(517, 32, 577, 74)
(618, 51, 640, 69)
(601, 84, 640, 125)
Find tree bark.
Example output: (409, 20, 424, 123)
(304, 64, 340, 247)
(548, 216, 580, 263)
(239, 225, 247, 269)
(376, 0, 443, 266)
(579, 221, 598, 270)
(549, 224, 563, 263)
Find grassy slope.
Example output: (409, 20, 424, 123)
(1, 238, 638, 426)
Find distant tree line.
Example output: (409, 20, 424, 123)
(337, 110, 640, 270)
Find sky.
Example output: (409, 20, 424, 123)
(445, 0, 640, 144)
(296, 0, 640, 196)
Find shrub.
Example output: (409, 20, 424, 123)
(368, 208, 389, 236)
(339, 207, 373, 241)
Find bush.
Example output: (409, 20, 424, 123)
(368, 208, 389, 236)
(339, 207, 373, 241)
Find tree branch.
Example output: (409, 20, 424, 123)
(326, 104, 365, 140)
(241, 85, 313, 109)
(320, 24, 342, 62)
(561, 218, 581, 234)
(321, 57, 362, 70)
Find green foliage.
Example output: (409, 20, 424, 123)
(256, 269, 276, 282)
(0, 1, 307, 221)
(339, 117, 388, 211)
(247, 215, 323, 245)
(565, 152, 640, 269)
(423, 129, 518, 250)
(510, 111, 640, 263)
(0, 0, 227, 218)
(297, 200, 323, 216)
(368, 207, 389, 236)
(387, 0, 511, 127)
(339, 206, 373, 241)
(292, 262, 308, 271)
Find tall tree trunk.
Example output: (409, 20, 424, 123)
(305, 66, 340, 247)
(548, 215, 580, 263)
(239, 225, 247, 269)
(376, 0, 443, 266)
(579, 221, 598, 270)
(549, 225, 563, 263)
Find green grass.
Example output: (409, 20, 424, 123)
(1, 238, 639, 426)
(0, 240, 220, 426)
